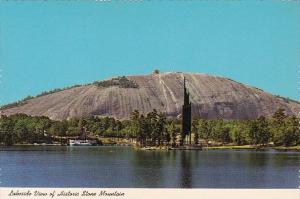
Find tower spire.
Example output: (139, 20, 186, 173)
(181, 76, 192, 146)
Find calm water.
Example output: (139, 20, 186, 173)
(0, 146, 299, 188)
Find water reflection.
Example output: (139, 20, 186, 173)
(130, 150, 166, 187)
(179, 151, 192, 188)
(0, 146, 299, 188)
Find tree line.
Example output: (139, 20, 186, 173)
(93, 76, 139, 89)
(0, 108, 299, 147)
(0, 85, 83, 110)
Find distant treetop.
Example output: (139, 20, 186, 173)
(153, 69, 160, 74)
(93, 76, 139, 89)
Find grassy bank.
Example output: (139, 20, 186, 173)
(2, 140, 300, 152)
(203, 145, 256, 150)
(203, 145, 300, 151)
(272, 146, 300, 151)
(135, 144, 300, 151)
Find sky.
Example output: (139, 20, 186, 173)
(0, 0, 299, 105)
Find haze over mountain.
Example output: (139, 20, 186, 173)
(1, 72, 299, 120)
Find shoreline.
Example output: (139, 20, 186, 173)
(137, 145, 300, 151)
(203, 145, 300, 151)
(1, 144, 300, 152)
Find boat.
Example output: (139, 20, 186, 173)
(69, 139, 98, 146)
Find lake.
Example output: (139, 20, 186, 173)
(0, 146, 299, 188)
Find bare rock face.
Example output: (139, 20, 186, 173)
(1, 72, 299, 120)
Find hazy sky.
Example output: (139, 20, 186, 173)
(0, 0, 299, 104)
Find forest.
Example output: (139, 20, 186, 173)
(0, 108, 299, 147)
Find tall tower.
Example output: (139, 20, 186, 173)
(182, 77, 192, 146)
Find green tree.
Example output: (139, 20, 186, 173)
(198, 119, 210, 145)
(130, 110, 141, 139)
(270, 109, 287, 146)
(13, 120, 28, 143)
(256, 116, 270, 145)
(248, 116, 270, 145)
(156, 113, 167, 146)
(230, 122, 249, 145)
(248, 120, 260, 145)
(137, 115, 148, 147)
(281, 116, 300, 146)
(168, 121, 179, 147)
(219, 125, 231, 144)
(0, 116, 15, 145)
(272, 108, 287, 122)
(192, 119, 199, 145)
(153, 69, 160, 74)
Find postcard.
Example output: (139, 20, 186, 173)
(0, 0, 299, 199)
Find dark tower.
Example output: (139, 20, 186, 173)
(182, 77, 192, 146)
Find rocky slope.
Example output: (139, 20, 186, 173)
(1, 72, 299, 120)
